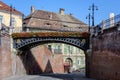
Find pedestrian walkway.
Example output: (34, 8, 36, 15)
(3, 75, 63, 80)
(3, 72, 95, 80)
(70, 72, 95, 80)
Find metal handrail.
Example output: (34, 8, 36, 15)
(97, 14, 120, 29)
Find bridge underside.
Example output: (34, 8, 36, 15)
(12, 32, 90, 51)
(11, 32, 91, 78)
(13, 37, 89, 51)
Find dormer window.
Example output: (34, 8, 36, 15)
(45, 23, 51, 26)
(63, 25, 68, 27)
(49, 13, 52, 19)
(78, 27, 83, 31)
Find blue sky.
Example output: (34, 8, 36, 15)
(2, 0, 120, 25)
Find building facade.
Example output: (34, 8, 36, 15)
(0, 1, 23, 32)
(23, 7, 88, 72)
(0, 1, 23, 79)
(46, 43, 85, 72)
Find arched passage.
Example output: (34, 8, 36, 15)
(14, 43, 87, 76)
(12, 32, 90, 77)
(65, 58, 73, 66)
(64, 58, 73, 73)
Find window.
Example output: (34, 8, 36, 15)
(76, 48, 80, 54)
(64, 47, 67, 54)
(71, 46, 73, 54)
(58, 45, 61, 50)
(48, 45, 52, 52)
(68, 46, 73, 54)
(10, 17, 16, 27)
(78, 59, 81, 65)
(78, 49, 80, 53)
(81, 57, 85, 65)
(11, 17, 15, 27)
(64, 45, 73, 54)
(68, 46, 70, 53)
(54, 45, 62, 54)
(0, 15, 3, 23)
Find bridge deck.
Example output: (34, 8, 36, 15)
(12, 32, 90, 38)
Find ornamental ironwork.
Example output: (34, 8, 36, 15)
(12, 32, 90, 51)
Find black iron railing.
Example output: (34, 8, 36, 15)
(97, 14, 120, 29)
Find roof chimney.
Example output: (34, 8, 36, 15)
(110, 13, 114, 27)
(31, 6, 35, 13)
(69, 13, 73, 16)
(59, 8, 65, 15)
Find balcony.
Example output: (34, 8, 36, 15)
(54, 49, 62, 54)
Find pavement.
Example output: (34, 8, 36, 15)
(3, 75, 63, 80)
(3, 72, 96, 80)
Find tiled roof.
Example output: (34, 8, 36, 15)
(24, 10, 88, 31)
(25, 10, 86, 24)
(25, 10, 58, 20)
(0, 1, 22, 15)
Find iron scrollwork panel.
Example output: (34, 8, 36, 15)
(13, 37, 89, 51)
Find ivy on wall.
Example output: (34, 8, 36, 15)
(12, 32, 90, 38)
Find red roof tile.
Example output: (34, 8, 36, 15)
(0, 1, 22, 15)
(23, 10, 88, 32)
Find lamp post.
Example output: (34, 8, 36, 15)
(9, 5, 15, 34)
(10, 5, 12, 27)
(89, 3, 98, 27)
(86, 13, 92, 32)
(0, 22, 5, 45)
(0, 21, 1, 45)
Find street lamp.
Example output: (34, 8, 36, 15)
(88, 3, 98, 27)
(0, 22, 6, 45)
(10, 5, 13, 27)
(86, 13, 92, 32)
(9, 5, 15, 34)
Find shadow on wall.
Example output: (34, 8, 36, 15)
(19, 49, 53, 75)
(44, 60, 53, 73)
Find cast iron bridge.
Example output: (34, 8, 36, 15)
(12, 32, 90, 51)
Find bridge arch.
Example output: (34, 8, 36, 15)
(65, 58, 73, 66)
(14, 37, 89, 51)
(12, 32, 90, 77)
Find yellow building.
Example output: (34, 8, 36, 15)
(0, 1, 23, 32)
(47, 43, 85, 72)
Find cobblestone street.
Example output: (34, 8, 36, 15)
(4, 72, 95, 80)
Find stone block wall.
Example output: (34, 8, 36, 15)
(0, 35, 64, 80)
(0, 35, 12, 79)
(90, 26, 120, 80)
(19, 45, 64, 74)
